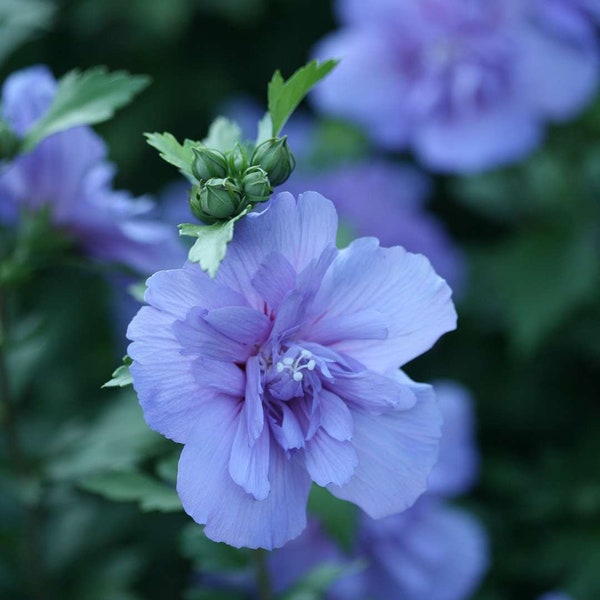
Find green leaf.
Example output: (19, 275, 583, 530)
(268, 59, 338, 136)
(145, 132, 197, 179)
(255, 112, 273, 146)
(0, 0, 55, 67)
(79, 470, 182, 512)
(307, 484, 357, 551)
(103, 356, 133, 388)
(281, 561, 364, 600)
(202, 116, 242, 152)
(22, 67, 150, 152)
(179, 207, 250, 277)
(127, 281, 147, 303)
(47, 391, 164, 481)
(485, 227, 600, 354)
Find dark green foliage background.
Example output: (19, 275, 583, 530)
(1, 1, 600, 599)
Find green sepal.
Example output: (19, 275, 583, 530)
(179, 206, 251, 277)
(103, 355, 133, 388)
(202, 117, 242, 153)
(21, 67, 150, 152)
(268, 59, 338, 137)
(145, 132, 197, 180)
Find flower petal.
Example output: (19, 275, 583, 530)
(251, 251, 298, 312)
(178, 398, 312, 549)
(359, 499, 489, 600)
(145, 263, 246, 320)
(229, 418, 271, 500)
(303, 429, 358, 487)
(128, 307, 243, 443)
(319, 389, 354, 441)
(327, 382, 441, 518)
(217, 192, 338, 307)
(312, 237, 456, 372)
(328, 366, 417, 413)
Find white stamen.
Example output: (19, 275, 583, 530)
(300, 349, 312, 359)
(306, 359, 316, 371)
(276, 362, 285, 373)
(283, 357, 294, 366)
(293, 371, 303, 382)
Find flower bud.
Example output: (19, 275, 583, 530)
(0, 120, 20, 161)
(191, 146, 228, 181)
(250, 136, 296, 186)
(242, 166, 272, 204)
(227, 142, 248, 175)
(192, 178, 243, 222)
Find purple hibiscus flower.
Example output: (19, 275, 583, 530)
(311, 0, 599, 173)
(127, 191, 456, 549)
(0, 66, 182, 274)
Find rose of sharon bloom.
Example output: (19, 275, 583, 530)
(127, 191, 456, 549)
(0, 66, 182, 273)
(311, 0, 600, 173)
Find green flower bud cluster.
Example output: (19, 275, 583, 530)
(189, 136, 296, 224)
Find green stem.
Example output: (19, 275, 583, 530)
(0, 285, 24, 473)
(255, 548, 272, 600)
(0, 284, 46, 600)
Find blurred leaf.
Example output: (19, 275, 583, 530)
(103, 356, 133, 388)
(80, 470, 182, 512)
(179, 206, 250, 277)
(0, 0, 55, 66)
(202, 117, 241, 153)
(180, 524, 252, 571)
(488, 227, 600, 354)
(22, 67, 150, 151)
(47, 391, 164, 481)
(280, 561, 362, 600)
(307, 485, 357, 552)
(268, 60, 338, 136)
(156, 451, 179, 484)
(127, 281, 146, 303)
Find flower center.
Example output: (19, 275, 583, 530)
(275, 349, 316, 382)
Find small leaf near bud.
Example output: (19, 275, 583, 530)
(191, 146, 228, 181)
(227, 142, 248, 175)
(250, 136, 296, 186)
(242, 166, 272, 204)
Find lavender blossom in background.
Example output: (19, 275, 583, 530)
(127, 191, 456, 549)
(339, 381, 487, 600)
(0, 66, 182, 274)
(285, 160, 465, 292)
(268, 381, 488, 600)
(311, 0, 600, 173)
